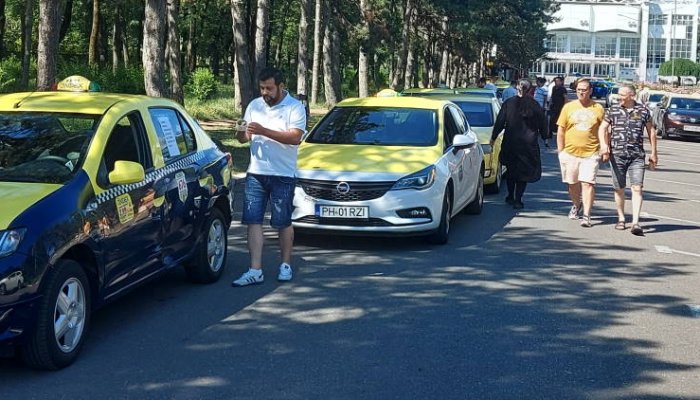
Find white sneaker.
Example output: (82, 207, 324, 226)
(278, 263, 293, 282)
(232, 269, 264, 287)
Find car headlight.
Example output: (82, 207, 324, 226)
(667, 113, 684, 122)
(0, 228, 26, 258)
(481, 143, 493, 154)
(391, 165, 436, 190)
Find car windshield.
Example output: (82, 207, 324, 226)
(457, 90, 494, 98)
(454, 101, 493, 127)
(611, 87, 619, 94)
(669, 98, 700, 110)
(0, 112, 100, 184)
(649, 94, 664, 102)
(306, 106, 437, 146)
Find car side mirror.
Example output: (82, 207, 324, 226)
(109, 160, 145, 185)
(452, 133, 477, 153)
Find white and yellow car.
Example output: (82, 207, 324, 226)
(292, 97, 484, 244)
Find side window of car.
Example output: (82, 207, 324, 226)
(448, 106, 469, 133)
(443, 107, 459, 149)
(149, 108, 197, 162)
(100, 112, 151, 186)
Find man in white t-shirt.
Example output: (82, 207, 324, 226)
(232, 67, 307, 286)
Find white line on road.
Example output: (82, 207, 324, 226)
(658, 160, 700, 167)
(646, 178, 700, 188)
(655, 245, 700, 258)
(641, 211, 700, 226)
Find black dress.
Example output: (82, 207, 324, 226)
(491, 96, 546, 183)
(549, 85, 567, 134)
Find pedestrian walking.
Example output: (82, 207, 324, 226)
(501, 80, 518, 102)
(534, 77, 550, 148)
(598, 84, 658, 236)
(490, 79, 547, 210)
(556, 78, 605, 227)
(232, 66, 308, 286)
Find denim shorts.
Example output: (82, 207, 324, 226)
(610, 153, 645, 190)
(241, 173, 296, 228)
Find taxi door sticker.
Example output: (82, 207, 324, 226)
(156, 116, 182, 157)
(175, 171, 188, 203)
(115, 193, 135, 224)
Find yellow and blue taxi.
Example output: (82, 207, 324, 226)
(0, 76, 234, 369)
(431, 94, 504, 193)
(292, 96, 484, 244)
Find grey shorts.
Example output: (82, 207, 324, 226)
(610, 153, 645, 189)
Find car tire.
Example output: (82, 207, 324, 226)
(484, 162, 502, 194)
(660, 123, 669, 139)
(426, 190, 451, 245)
(21, 259, 91, 370)
(185, 207, 228, 283)
(464, 170, 484, 215)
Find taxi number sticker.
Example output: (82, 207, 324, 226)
(116, 194, 134, 224)
(176, 172, 188, 203)
(156, 116, 182, 157)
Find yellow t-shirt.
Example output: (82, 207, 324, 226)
(557, 101, 605, 157)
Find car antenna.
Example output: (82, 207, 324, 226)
(13, 88, 40, 109)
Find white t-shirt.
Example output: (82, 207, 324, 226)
(244, 92, 307, 177)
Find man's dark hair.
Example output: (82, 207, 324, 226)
(478, 77, 487, 84)
(258, 66, 284, 85)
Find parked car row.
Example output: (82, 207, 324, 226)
(652, 92, 700, 139)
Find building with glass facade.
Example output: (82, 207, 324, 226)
(534, 0, 699, 82)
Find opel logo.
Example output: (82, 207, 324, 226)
(336, 181, 351, 194)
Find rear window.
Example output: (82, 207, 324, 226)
(306, 106, 437, 146)
(454, 101, 494, 127)
(649, 94, 664, 102)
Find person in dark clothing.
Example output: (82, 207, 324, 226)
(548, 76, 568, 136)
(490, 79, 547, 210)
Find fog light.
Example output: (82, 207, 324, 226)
(396, 207, 432, 219)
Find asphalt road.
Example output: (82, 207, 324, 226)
(2, 136, 700, 400)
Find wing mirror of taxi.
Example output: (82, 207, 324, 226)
(452, 133, 477, 153)
(109, 160, 145, 185)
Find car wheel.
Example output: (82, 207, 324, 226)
(464, 170, 484, 215)
(185, 207, 228, 283)
(21, 260, 90, 370)
(426, 189, 451, 245)
(660, 123, 669, 139)
(484, 162, 502, 194)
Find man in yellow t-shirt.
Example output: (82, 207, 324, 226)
(556, 78, 605, 228)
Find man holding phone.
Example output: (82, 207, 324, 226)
(598, 84, 658, 236)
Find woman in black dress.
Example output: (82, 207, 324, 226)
(490, 79, 547, 209)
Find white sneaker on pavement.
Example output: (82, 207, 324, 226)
(232, 269, 264, 287)
(278, 263, 293, 282)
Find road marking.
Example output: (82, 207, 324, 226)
(641, 211, 700, 226)
(658, 160, 700, 167)
(655, 245, 700, 258)
(646, 178, 700, 188)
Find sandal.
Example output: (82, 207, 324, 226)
(630, 224, 644, 236)
(615, 221, 626, 230)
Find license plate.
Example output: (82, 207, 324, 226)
(684, 125, 700, 132)
(316, 205, 369, 219)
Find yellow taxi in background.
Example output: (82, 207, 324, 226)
(400, 87, 455, 97)
(432, 95, 504, 193)
(292, 96, 484, 244)
(0, 76, 234, 369)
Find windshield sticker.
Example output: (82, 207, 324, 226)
(175, 171, 188, 203)
(157, 116, 181, 157)
(115, 193, 134, 224)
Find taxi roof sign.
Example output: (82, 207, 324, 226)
(57, 75, 101, 92)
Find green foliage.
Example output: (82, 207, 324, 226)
(0, 56, 21, 92)
(185, 68, 218, 101)
(658, 59, 700, 77)
(185, 83, 237, 121)
(56, 62, 145, 94)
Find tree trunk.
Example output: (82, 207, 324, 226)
(88, 0, 100, 65)
(438, 16, 448, 86)
(37, 0, 66, 91)
(143, 0, 167, 97)
(166, 0, 183, 104)
(273, 1, 289, 67)
(322, 1, 340, 106)
(0, 0, 6, 59)
(254, 0, 270, 77)
(231, 0, 255, 113)
(20, 0, 33, 88)
(296, 0, 311, 96)
(310, 0, 322, 105)
(358, 0, 370, 97)
(112, 0, 124, 72)
(185, 0, 195, 72)
(405, 44, 414, 89)
(59, 0, 72, 43)
(390, 0, 412, 91)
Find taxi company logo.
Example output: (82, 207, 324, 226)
(336, 182, 351, 194)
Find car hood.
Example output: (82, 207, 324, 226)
(0, 182, 62, 229)
(297, 143, 440, 174)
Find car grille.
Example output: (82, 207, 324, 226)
(297, 179, 395, 202)
(294, 216, 393, 226)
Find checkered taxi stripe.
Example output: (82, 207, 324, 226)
(95, 152, 206, 205)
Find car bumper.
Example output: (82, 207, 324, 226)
(483, 153, 497, 185)
(0, 253, 38, 346)
(292, 180, 444, 234)
(0, 296, 39, 346)
(665, 120, 700, 136)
